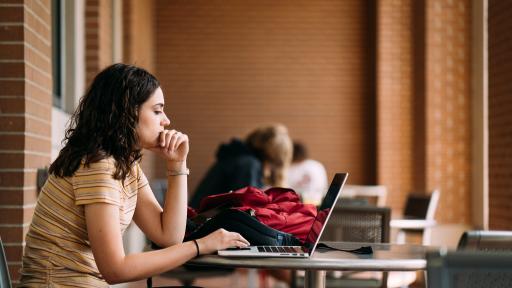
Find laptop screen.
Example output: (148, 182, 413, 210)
(304, 173, 348, 253)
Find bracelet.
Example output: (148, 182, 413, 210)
(167, 168, 190, 176)
(192, 239, 200, 257)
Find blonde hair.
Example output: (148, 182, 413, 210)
(245, 124, 293, 187)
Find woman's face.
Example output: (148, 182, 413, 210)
(136, 87, 170, 149)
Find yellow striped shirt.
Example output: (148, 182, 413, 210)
(19, 158, 148, 287)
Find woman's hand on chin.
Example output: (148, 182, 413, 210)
(149, 129, 189, 162)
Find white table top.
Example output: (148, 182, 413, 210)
(189, 242, 430, 272)
(390, 219, 437, 229)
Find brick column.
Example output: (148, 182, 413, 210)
(0, 0, 52, 283)
(425, 0, 471, 224)
(376, 0, 416, 213)
(85, 0, 112, 86)
(376, 0, 471, 224)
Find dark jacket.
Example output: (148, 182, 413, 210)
(189, 139, 263, 208)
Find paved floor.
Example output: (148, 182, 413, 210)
(117, 269, 425, 288)
(117, 269, 256, 288)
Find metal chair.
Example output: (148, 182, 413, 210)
(403, 189, 440, 222)
(427, 250, 512, 288)
(321, 205, 391, 243)
(391, 189, 440, 245)
(299, 205, 391, 288)
(1, 237, 12, 288)
(424, 230, 512, 288)
(457, 230, 512, 251)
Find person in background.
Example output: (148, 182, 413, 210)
(189, 124, 293, 208)
(288, 141, 328, 205)
(19, 64, 248, 287)
(190, 124, 294, 287)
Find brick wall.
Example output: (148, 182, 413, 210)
(357, 0, 472, 224)
(155, 0, 376, 194)
(425, 0, 471, 223)
(376, 0, 415, 214)
(122, 0, 160, 180)
(0, 0, 52, 283)
(0, 7, 484, 286)
(85, 0, 112, 86)
(488, 1, 512, 229)
(123, 0, 155, 72)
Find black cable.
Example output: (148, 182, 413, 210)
(316, 243, 373, 254)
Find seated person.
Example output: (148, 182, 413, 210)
(190, 124, 293, 208)
(288, 141, 328, 205)
(19, 64, 248, 287)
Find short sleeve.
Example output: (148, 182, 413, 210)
(73, 159, 122, 206)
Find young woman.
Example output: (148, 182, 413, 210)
(19, 64, 249, 287)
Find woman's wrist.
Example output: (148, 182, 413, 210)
(167, 161, 188, 176)
(192, 239, 200, 257)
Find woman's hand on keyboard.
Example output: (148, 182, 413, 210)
(196, 228, 250, 255)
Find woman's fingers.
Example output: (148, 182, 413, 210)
(168, 131, 180, 152)
(159, 130, 181, 151)
(199, 229, 251, 254)
(236, 233, 250, 246)
(228, 232, 249, 248)
(158, 130, 166, 147)
(153, 129, 189, 162)
(234, 240, 249, 248)
(174, 134, 189, 151)
(172, 138, 182, 152)
(159, 130, 173, 148)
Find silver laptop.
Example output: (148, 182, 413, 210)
(218, 173, 348, 258)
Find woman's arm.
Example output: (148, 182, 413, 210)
(85, 202, 249, 284)
(133, 130, 189, 247)
(132, 161, 188, 247)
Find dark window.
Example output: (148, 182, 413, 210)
(51, 0, 62, 108)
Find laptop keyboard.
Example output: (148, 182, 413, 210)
(257, 246, 302, 253)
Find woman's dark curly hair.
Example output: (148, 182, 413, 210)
(49, 63, 160, 180)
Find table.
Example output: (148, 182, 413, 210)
(390, 219, 437, 245)
(189, 242, 430, 288)
(390, 219, 436, 230)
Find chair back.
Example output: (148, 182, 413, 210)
(342, 185, 388, 207)
(321, 205, 390, 243)
(1, 238, 12, 288)
(427, 250, 512, 288)
(403, 189, 440, 220)
(457, 230, 512, 252)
